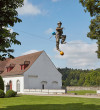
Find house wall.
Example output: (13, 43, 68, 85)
(24, 51, 62, 89)
(3, 76, 24, 93)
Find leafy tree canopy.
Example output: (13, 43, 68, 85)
(0, 0, 24, 60)
(58, 67, 100, 87)
(79, 0, 100, 58)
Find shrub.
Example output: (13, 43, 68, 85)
(6, 90, 17, 97)
(0, 76, 4, 91)
(0, 89, 5, 98)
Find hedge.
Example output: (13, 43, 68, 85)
(6, 90, 17, 97)
(0, 89, 5, 98)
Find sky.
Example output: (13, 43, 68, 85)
(10, 0, 100, 69)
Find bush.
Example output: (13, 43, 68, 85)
(0, 89, 5, 98)
(6, 90, 17, 97)
(0, 76, 4, 91)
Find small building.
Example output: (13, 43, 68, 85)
(0, 51, 62, 93)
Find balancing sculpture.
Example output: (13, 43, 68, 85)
(51, 21, 66, 55)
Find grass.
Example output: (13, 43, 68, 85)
(67, 90, 96, 95)
(0, 95, 100, 110)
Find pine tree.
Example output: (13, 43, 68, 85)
(0, 76, 4, 91)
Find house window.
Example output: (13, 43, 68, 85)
(9, 80, 12, 90)
(42, 84, 44, 89)
(6, 64, 15, 72)
(7, 67, 14, 72)
(16, 80, 20, 92)
(20, 65, 24, 70)
(20, 64, 28, 70)
(20, 61, 30, 70)
(41, 81, 47, 89)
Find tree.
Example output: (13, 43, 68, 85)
(96, 76, 100, 86)
(70, 79, 78, 86)
(0, 0, 24, 60)
(79, 0, 100, 58)
(78, 73, 86, 86)
(0, 76, 4, 91)
(58, 67, 100, 87)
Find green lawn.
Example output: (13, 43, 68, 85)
(67, 90, 96, 95)
(0, 95, 100, 110)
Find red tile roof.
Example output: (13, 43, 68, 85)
(0, 51, 43, 77)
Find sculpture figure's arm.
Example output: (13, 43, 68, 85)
(56, 27, 63, 30)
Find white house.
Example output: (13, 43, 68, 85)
(0, 51, 62, 93)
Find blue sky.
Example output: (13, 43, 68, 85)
(10, 0, 100, 69)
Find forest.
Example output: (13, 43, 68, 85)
(58, 68, 100, 87)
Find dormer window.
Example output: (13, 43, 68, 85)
(24, 61, 30, 65)
(6, 64, 15, 72)
(7, 67, 13, 72)
(20, 61, 30, 70)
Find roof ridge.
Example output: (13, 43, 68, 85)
(14, 50, 44, 59)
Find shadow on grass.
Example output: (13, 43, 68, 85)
(0, 103, 100, 110)
(4, 95, 21, 99)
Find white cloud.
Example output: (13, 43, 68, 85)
(17, 0, 41, 15)
(22, 50, 38, 55)
(52, 0, 60, 2)
(45, 28, 54, 35)
(54, 40, 100, 69)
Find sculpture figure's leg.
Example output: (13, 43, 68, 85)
(61, 35, 66, 44)
(56, 35, 61, 52)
